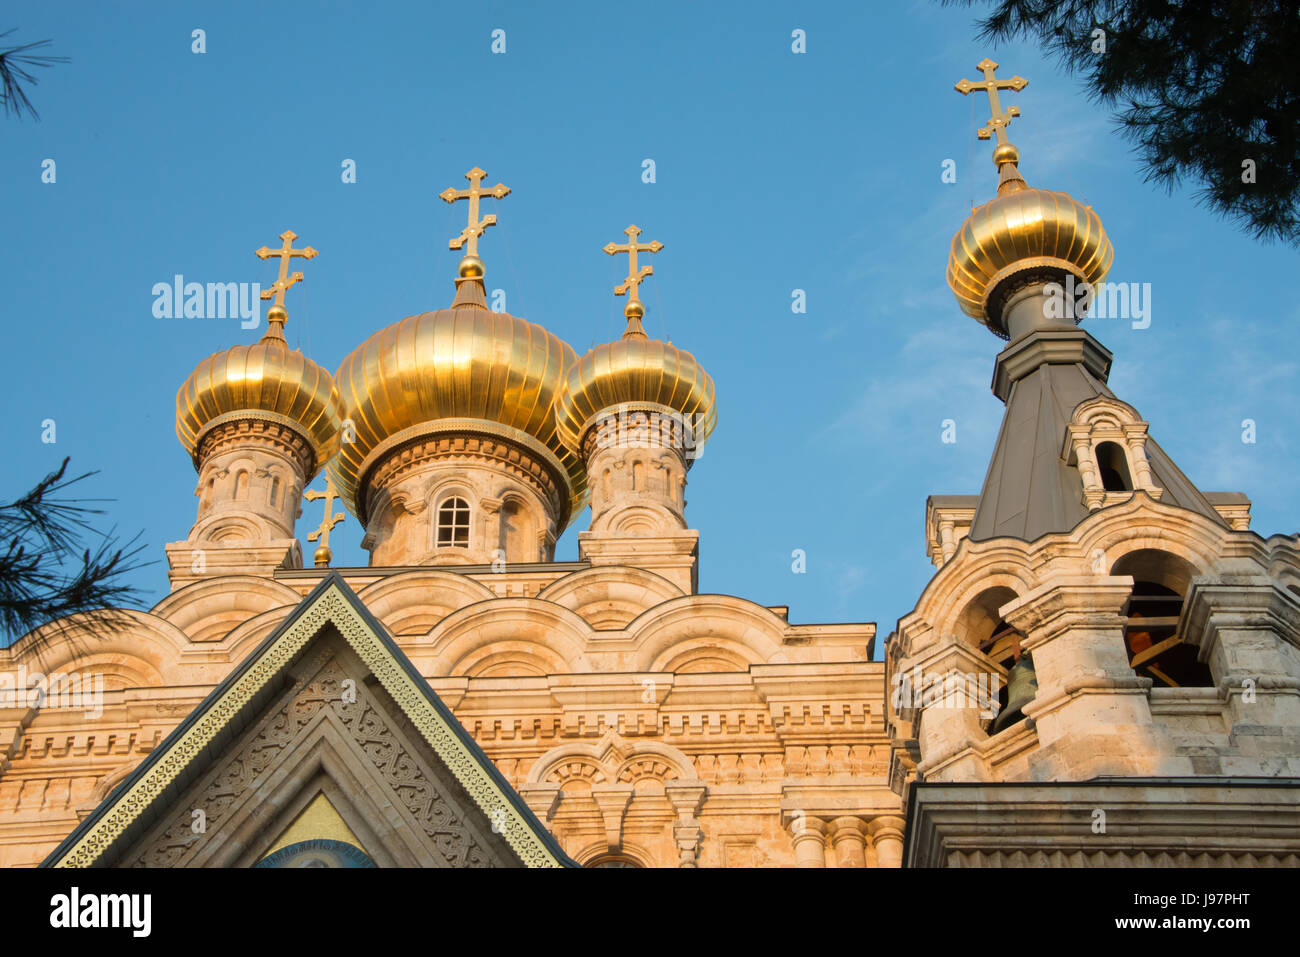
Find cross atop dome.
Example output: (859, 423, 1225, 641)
(603, 225, 663, 338)
(440, 166, 511, 286)
(254, 229, 317, 342)
(955, 59, 1029, 192)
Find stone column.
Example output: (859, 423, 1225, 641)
(1001, 575, 1186, 779)
(787, 815, 827, 868)
(868, 816, 906, 868)
(900, 638, 999, 781)
(1183, 578, 1300, 749)
(938, 521, 957, 563)
(828, 816, 869, 868)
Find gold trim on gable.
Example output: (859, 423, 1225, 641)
(52, 583, 564, 868)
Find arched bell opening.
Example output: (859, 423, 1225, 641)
(952, 586, 1033, 733)
(1095, 441, 1133, 492)
(1112, 549, 1213, 688)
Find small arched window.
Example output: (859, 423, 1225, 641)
(269, 475, 281, 509)
(436, 497, 471, 547)
(632, 461, 644, 491)
(1095, 442, 1133, 492)
(233, 470, 249, 500)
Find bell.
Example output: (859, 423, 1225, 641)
(992, 654, 1038, 733)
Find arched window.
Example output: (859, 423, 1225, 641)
(436, 497, 470, 547)
(632, 461, 644, 491)
(587, 854, 642, 868)
(269, 475, 281, 509)
(1095, 442, 1133, 492)
(233, 470, 249, 500)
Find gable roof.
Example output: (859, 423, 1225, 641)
(42, 572, 576, 868)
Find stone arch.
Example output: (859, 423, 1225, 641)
(612, 740, 697, 785)
(904, 543, 1037, 647)
(1073, 498, 1227, 580)
(526, 743, 610, 787)
(537, 565, 684, 630)
(592, 501, 686, 535)
(220, 607, 304, 663)
(417, 599, 591, 676)
(152, 575, 301, 645)
(627, 595, 789, 672)
(577, 843, 652, 868)
(1, 608, 189, 686)
(356, 570, 495, 637)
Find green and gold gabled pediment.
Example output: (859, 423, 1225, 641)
(42, 572, 575, 868)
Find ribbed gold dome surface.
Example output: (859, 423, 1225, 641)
(948, 181, 1114, 335)
(554, 335, 717, 453)
(176, 335, 343, 474)
(329, 300, 588, 525)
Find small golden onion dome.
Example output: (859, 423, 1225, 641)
(176, 324, 343, 476)
(947, 165, 1114, 337)
(329, 293, 588, 527)
(554, 329, 717, 455)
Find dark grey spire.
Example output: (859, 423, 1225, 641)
(969, 326, 1227, 543)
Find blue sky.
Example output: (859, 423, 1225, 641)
(3, 0, 1297, 651)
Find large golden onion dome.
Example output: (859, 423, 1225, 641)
(329, 274, 588, 527)
(947, 61, 1113, 338)
(176, 305, 343, 475)
(555, 227, 716, 455)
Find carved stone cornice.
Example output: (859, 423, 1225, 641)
(366, 432, 566, 525)
(196, 418, 315, 478)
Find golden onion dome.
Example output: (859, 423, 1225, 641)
(176, 307, 343, 475)
(554, 305, 717, 455)
(329, 279, 587, 527)
(947, 148, 1113, 338)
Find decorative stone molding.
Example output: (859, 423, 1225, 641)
(196, 418, 316, 479)
(1062, 396, 1162, 511)
(925, 496, 977, 568)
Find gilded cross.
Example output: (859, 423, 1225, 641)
(304, 478, 345, 568)
(603, 225, 663, 306)
(255, 229, 318, 309)
(440, 167, 511, 257)
(954, 58, 1028, 145)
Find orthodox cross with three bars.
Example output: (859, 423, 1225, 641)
(604, 225, 662, 306)
(255, 230, 317, 310)
(304, 478, 345, 568)
(440, 167, 511, 256)
(954, 58, 1028, 146)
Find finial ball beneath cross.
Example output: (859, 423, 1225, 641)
(458, 255, 485, 279)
